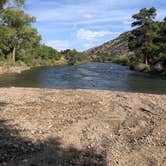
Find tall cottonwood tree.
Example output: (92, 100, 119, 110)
(0, 8, 39, 61)
(0, 25, 16, 58)
(129, 7, 160, 66)
(0, 0, 26, 61)
(0, 0, 62, 65)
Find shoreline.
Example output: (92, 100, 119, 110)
(0, 60, 90, 75)
(0, 88, 165, 165)
(0, 61, 165, 77)
(0, 66, 31, 74)
(0, 62, 67, 75)
(94, 60, 166, 77)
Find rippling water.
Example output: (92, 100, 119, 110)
(0, 63, 165, 94)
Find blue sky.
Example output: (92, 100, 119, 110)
(25, 0, 166, 51)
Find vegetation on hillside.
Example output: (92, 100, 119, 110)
(0, 0, 88, 67)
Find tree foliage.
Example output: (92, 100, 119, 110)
(0, 0, 24, 10)
(129, 7, 161, 66)
(0, 0, 65, 66)
(129, 7, 166, 68)
(157, 18, 166, 57)
(0, 8, 39, 62)
(62, 49, 89, 65)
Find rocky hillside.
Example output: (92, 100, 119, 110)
(85, 31, 131, 59)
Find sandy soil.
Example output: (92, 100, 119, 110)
(0, 88, 165, 166)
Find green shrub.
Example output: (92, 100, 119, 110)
(62, 49, 90, 65)
(111, 56, 129, 65)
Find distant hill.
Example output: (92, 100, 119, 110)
(85, 31, 131, 59)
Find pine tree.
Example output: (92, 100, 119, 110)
(129, 7, 160, 66)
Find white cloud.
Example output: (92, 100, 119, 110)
(46, 40, 71, 51)
(27, 0, 137, 24)
(26, 0, 166, 51)
(77, 28, 116, 41)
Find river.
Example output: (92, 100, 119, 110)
(0, 63, 165, 94)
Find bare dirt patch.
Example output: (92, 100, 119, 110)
(0, 88, 165, 165)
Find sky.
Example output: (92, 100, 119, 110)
(25, 0, 166, 51)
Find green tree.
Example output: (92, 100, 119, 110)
(62, 49, 89, 65)
(0, 0, 24, 10)
(37, 45, 61, 61)
(63, 49, 77, 65)
(158, 18, 166, 58)
(0, 25, 16, 59)
(129, 7, 160, 66)
(0, 8, 39, 62)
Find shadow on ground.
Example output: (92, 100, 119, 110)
(0, 103, 107, 166)
(0, 102, 8, 107)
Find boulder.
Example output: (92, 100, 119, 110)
(153, 60, 166, 72)
(130, 63, 148, 72)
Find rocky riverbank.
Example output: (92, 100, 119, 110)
(0, 88, 165, 166)
(0, 66, 31, 74)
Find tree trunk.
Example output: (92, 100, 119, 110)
(144, 55, 148, 66)
(12, 47, 16, 62)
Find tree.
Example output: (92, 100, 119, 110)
(62, 49, 89, 65)
(158, 18, 166, 57)
(0, 0, 24, 10)
(0, 25, 16, 59)
(36, 45, 61, 61)
(63, 49, 77, 65)
(164, 17, 166, 22)
(129, 7, 160, 66)
(0, 0, 88, 66)
(0, 8, 39, 62)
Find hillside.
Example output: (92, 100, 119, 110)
(85, 31, 131, 59)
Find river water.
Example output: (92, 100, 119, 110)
(0, 63, 165, 94)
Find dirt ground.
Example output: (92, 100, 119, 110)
(0, 88, 165, 166)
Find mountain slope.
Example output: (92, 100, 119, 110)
(85, 31, 131, 59)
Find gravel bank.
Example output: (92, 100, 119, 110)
(0, 66, 31, 74)
(0, 88, 165, 166)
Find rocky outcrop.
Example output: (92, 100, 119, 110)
(85, 31, 132, 59)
